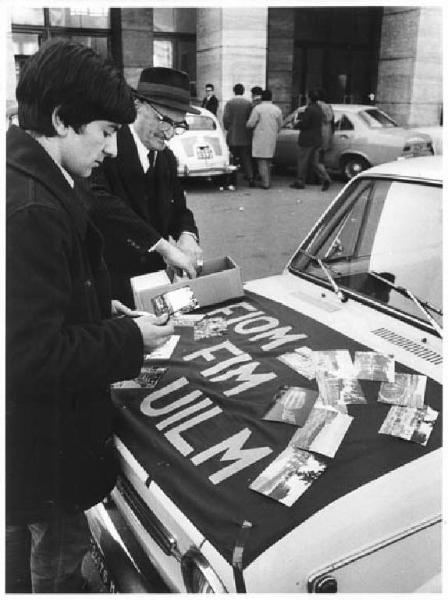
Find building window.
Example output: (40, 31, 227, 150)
(153, 8, 197, 96)
(11, 7, 44, 26)
(49, 7, 109, 28)
(154, 40, 173, 68)
(11, 7, 112, 81)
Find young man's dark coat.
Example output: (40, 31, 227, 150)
(88, 125, 198, 306)
(6, 125, 144, 524)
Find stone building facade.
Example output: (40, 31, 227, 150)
(6, 6, 443, 126)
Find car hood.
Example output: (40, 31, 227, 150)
(111, 288, 442, 568)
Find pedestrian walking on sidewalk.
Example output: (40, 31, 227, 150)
(223, 83, 254, 186)
(290, 89, 331, 191)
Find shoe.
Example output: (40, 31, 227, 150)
(227, 185, 236, 191)
(289, 182, 305, 189)
(258, 183, 270, 189)
(249, 179, 256, 188)
(321, 180, 331, 191)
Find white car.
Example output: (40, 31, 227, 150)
(87, 156, 442, 593)
(168, 106, 237, 181)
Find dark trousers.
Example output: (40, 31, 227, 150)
(229, 145, 253, 182)
(295, 145, 331, 186)
(6, 511, 91, 593)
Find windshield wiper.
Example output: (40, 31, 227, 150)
(369, 271, 443, 337)
(298, 250, 348, 303)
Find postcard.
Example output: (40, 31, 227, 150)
(313, 350, 355, 378)
(263, 386, 318, 427)
(249, 446, 327, 507)
(316, 372, 366, 408)
(277, 346, 316, 380)
(379, 405, 438, 446)
(171, 314, 205, 327)
(152, 286, 199, 317)
(145, 335, 180, 361)
(353, 351, 395, 382)
(112, 366, 167, 390)
(289, 406, 353, 458)
(194, 317, 228, 340)
(378, 373, 427, 408)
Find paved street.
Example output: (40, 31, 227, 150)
(184, 172, 345, 282)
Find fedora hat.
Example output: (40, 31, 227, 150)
(134, 66, 200, 114)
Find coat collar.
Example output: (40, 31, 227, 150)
(7, 125, 89, 238)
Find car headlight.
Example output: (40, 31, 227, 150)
(181, 547, 226, 593)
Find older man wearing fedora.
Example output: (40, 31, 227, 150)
(88, 67, 203, 308)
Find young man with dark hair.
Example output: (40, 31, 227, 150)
(6, 39, 173, 593)
(201, 82, 219, 115)
(223, 83, 255, 187)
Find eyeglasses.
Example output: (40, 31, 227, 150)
(149, 103, 188, 137)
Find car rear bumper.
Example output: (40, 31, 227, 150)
(177, 165, 238, 177)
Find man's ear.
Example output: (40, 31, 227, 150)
(51, 107, 70, 136)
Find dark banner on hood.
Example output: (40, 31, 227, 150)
(112, 291, 442, 567)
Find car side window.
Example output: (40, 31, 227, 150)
(335, 115, 354, 131)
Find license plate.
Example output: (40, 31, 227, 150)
(197, 146, 213, 159)
(411, 143, 425, 153)
(90, 537, 117, 593)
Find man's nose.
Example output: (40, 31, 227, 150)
(104, 132, 118, 158)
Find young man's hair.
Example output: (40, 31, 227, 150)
(16, 39, 136, 136)
(261, 89, 272, 101)
(251, 86, 263, 96)
(205, 83, 214, 91)
(233, 83, 244, 95)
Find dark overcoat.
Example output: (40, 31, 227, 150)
(297, 102, 323, 148)
(88, 125, 198, 306)
(6, 125, 143, 524)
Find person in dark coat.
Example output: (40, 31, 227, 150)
(290, 89, 331, 191)
(89, 67, 203, 308)
(6, 40, 173, 593)
(201, 82, 219, 115)
(223, 83, 254, 186)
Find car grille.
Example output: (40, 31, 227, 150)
(371, 327, 442, 365)
(204, 136, 223, 156)
(180, 137, 197, 157)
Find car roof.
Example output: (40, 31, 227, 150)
(331, 104, 375, 112)
(358, 155, 442, 182)
(188, 106, 216, 118)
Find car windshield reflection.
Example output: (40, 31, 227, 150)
(289, 176, 442, 330)
(185, 115, 217, 131)
(359, 108, 398, 128)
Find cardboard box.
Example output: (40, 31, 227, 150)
(132, 256, 244, 313)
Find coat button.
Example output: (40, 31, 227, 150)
(85, 279, 92, 288)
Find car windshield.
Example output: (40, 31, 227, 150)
(186, 115, 217, 131)
(289, 176, 442, 331)
(359, 108, 398, 128)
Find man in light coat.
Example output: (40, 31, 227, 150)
(246, 89, 283, 189)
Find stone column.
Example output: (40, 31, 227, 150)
(120, 8, 154, 87)
(267, 8, 295, 116)
(376, 6, 442, 126)
(196, 7, 268, 119)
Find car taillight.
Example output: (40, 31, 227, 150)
(181, 548, 226, 593)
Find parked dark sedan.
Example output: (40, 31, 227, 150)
(273, 104, 435, 180)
